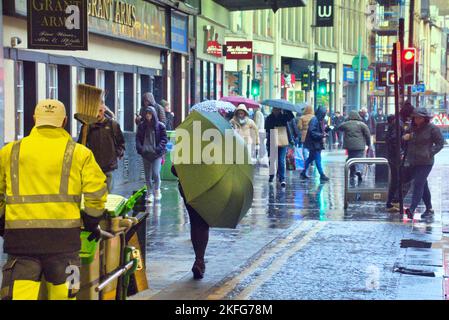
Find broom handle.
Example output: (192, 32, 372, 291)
(81, 124, 89, 146)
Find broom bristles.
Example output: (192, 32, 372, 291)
(76, 84, 103, 124)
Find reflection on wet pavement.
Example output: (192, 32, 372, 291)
(0, 148, 448, 300)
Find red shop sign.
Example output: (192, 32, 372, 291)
(225, 41, 253, 60)
(207, 41, 223, 57)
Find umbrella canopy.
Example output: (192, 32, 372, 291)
(190, 100, 236, 114)
(174, 111, 254, 229)
(220, 96, 260, 109)
(261, 99, 302, 113)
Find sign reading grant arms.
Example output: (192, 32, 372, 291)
(27, 0, 88, 50)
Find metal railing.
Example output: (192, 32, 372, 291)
(344, 158, 391, 209)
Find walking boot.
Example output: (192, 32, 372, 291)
(154, 189, 162, 201)
(192, 259, 205, 280)
(421, 208, 434, 219)
(300, 171, 309, 180)
(320, 175, 330, 182)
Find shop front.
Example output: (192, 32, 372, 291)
(2, 0, 168, 142)
(2, 0, 172, 186)
(194, 16, 225, 104)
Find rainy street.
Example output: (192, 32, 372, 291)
(1, 148, 448, 300)
(116, 147, 447, 300)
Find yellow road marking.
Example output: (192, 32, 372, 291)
(207, 221, 325, 300)
(234, 222, 326, 300)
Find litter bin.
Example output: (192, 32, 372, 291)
(161, 130, 177, 180)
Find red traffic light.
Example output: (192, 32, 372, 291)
(402, 48, 416, 62)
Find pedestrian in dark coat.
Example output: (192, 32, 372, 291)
(136, 106, 168, 202)
(265, 108, 294, 187)
(135, 92, 166, 126)
(384, 114, 404, 212)
(80, 104, 125, 192)
(403, 108, 444, 219)
(337, 111, 371, 182)
(301, 106, 330, 182)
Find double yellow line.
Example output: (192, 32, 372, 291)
(207, 221, 327, 300)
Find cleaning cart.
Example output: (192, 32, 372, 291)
(78, 187, 149, 300)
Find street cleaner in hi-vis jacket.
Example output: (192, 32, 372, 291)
(0, 99, 108, 300)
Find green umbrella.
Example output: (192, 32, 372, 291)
(173, 111, 254, 228)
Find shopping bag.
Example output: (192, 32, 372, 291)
(275, 127, 290, 147)
(286, 147, 296, 171)
(294, 147, 305, 171)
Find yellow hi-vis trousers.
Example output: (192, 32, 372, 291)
(0, 252, 80, 300)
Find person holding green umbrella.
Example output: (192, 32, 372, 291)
(265, 108, 295, 187)
(171, 109, 254, 279)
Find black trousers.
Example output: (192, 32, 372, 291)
(185, 203, 210, 262)
(1, 251, 80, 300)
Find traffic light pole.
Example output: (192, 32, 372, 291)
(356, 36, 363, 111)
(314, 52, 318, 112)
(392, 42, 404, 217)
(246, 65, 250, 99)
(407, 0, 415, 103)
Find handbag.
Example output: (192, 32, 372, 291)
(275, 126, 290, 147)
(286, 147, 296, 171)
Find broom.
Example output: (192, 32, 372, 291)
(75, 84, 103, 145)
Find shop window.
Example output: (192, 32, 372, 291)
(210, 63, 216, 100)
(116, 72, 125, 128)
(281, 9, 288, 40)
(123, 73, 134, 132)
(265, 10, 273, 38)
(216, 64, 223, 100)
(136, 75, 142, 116)
(97, 70, 105, 90)
(231, 11, 243, 33)
(77, 67, 85, 84)
(288, 9, 295, 41)
(15, 61, 24, 139)
(202, 61, 208, 100)
(48, 64, 58, 99)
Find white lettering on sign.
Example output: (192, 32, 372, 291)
(65, 5, 81, 30)
(227, 46, 252, 55)
(318, 6, 332, 18)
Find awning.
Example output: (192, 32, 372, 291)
(213, 0, 307, 12)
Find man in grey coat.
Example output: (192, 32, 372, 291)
(338, 111, 372, 183)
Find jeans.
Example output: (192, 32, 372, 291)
(105, 171, 113, 193)
(142, 156, 162, 193)
(408, 165, 433, 213)
(302, 147, 310, 162)
(347, 150, 365, 177)
(269, 146, 288, 181)
(303, 150, 324, 176)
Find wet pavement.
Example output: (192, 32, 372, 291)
(1, 148, 448, 300)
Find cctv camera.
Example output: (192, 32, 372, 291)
(11, 37, 22, 48)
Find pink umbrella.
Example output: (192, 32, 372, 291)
(220, 96, 260, 109)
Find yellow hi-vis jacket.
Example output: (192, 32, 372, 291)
(0, 127, 108, 254)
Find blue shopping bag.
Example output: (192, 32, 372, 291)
(294, 147, 305, 171)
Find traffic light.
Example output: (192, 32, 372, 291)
(251, 79, 260, 97)
(402, 47, 417, 85)
(301, 71, 311, 91)
(377, 70, 387, 87)
(318, 79, 327, 95)
(386, 70, 395, 87)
